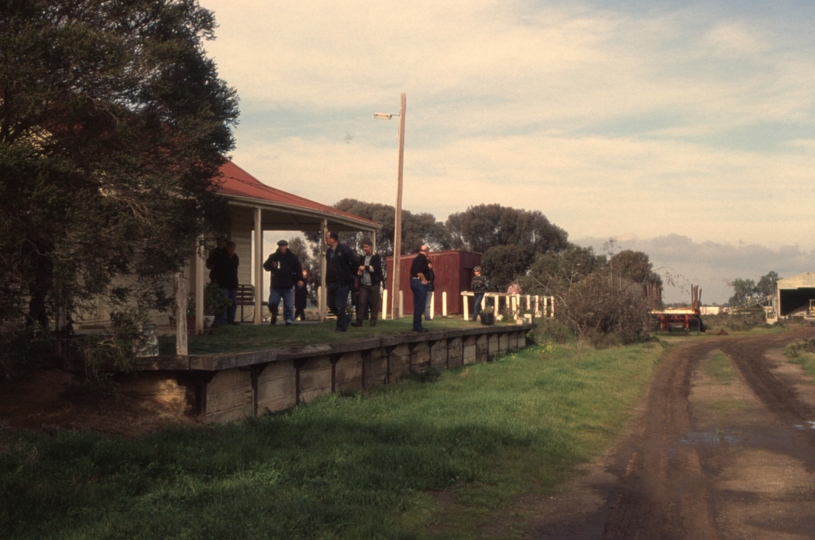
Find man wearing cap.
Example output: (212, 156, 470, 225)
(263, 240, 303, 326)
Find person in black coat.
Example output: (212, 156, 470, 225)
(409, 245, 431, 332)
(324, 231, 358, 332)
(470, 266, 487, 322)
(263, 239, 303, 326)
(350, 239, 382, 327)
(213, 241, 239, 326)
(423, 259, 435, 321)
(294, 269, 308, 321)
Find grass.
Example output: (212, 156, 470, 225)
(702, 352, 738, 385)
(0, 341, 663, 539)
(160, 317, 503, 355)
(784, 338, 815, 379)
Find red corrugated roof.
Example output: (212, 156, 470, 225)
(216, 160, 377, 226)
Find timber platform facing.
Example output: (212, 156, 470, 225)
(120, 324, 534, 424)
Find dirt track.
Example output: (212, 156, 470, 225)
(527, 327, 815, 540)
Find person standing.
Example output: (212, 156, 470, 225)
(470, 266, 486, 322)
(324, 231, 358, 332)
(294, 269, 309, 321)
(205, 236, 228, 283)
(424, 258, 435, 321)
(263, 239, 303, 326)
(217, 241, 240, 326)
(351, 239, 382, 327)
(409, 245, 431, 332)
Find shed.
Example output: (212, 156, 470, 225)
(773, 272, 815, 318)
(385, 250, 481, 315)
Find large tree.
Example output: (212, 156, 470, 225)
(0, 0, 238, 366)
(446, 204, 568, 255)
(330, 199, 450, 255)
(446, 204, 568, 291)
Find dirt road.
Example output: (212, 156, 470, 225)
(527, 328, 815, 540)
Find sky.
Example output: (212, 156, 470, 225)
(198, 0, 815, 304)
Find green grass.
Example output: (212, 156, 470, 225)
(784, 338, 815, 379)
(702, 352, 738, 385)
(160, 317, 502, 355)
(0, 341, 663, 539)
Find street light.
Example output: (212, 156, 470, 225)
(374, 92, 406, 320)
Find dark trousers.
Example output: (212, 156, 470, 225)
(294, 307, 306, 321)
(356, 283, 380, 324)
(410, 278, 427, 330)
(220, 287, 237, 325)
(327, 282, 351, 331)
(472, 293, 485, 321)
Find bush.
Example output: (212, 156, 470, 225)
(703, 311, 766, 332)
(532, 317, 573, 344)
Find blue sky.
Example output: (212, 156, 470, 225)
(199, 0, 815, 303)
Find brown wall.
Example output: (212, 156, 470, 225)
(386, 250, 482, 315)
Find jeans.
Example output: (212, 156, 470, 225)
(472, 293, 484, 321)
(410, 278, 428, 330)
(269, 287, 295, 324)
(327, 282, 351, 330)
(220, 287, 237, 325)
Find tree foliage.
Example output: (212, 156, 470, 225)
(0, 0, 238, 373)
(446, 204, 568, 255)
(728, 271, 779, 307)
(445, 204, 569, 291)
(329, 199, 450, 255)
(521, 246, 657, 344)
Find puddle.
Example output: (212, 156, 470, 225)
(680, 431, 743, 446)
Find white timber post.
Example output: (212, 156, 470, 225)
(195, 238, 205, 334)
(319, 219, 328, 321)
(174, 271, 187, 355)
(253, 207, 263, 324)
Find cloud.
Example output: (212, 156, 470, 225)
(197, 0, 815, 298)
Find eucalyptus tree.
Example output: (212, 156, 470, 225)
(0, 0, 238, 371)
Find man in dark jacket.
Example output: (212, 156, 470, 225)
(409, 244, 431, 332)
(263, 239, 303, 326)
(213, 241, 239, 326)
(470, 266, 487, 322)
(324, 231, 358, 332)
(350, 239, 382, 327)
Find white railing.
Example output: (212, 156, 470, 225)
(461, 292, 554, 321)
